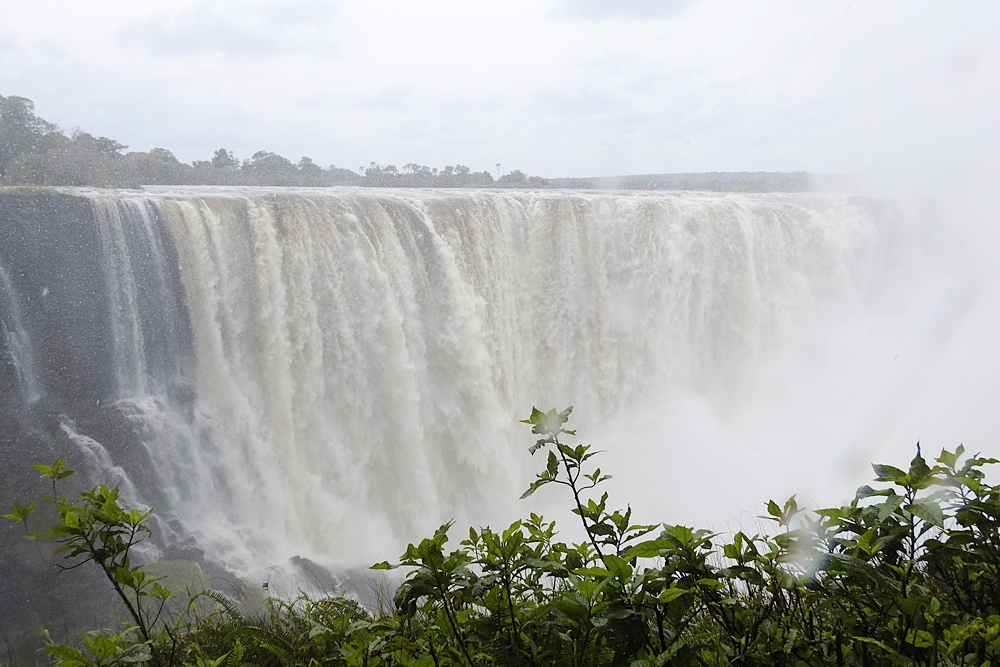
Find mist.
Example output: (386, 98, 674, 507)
(1, 2, 995, 176)
(2, 0, 999, 607)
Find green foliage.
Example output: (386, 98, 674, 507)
(5, 459, 173, 644)
(40, 627, 151, 667)
(6, 411, 1000, 667)
(1, 94, 548, 188)
(4, 459, 176, 665)
(369, 411, 1000, 667)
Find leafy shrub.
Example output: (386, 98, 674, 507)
(6, 408, 999, 666)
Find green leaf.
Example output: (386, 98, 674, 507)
(908, 500, 945, 528)
(35, 458, 75, 480)
(152, 582, 173, 600)
(877, 494, 906, 522)
(766, 499, 782, 518)
(603, 555, 633, 580)
(522, 406, 573, 436)
(872, 464, 907, 483)
(573, 567, 611, 578)
(546, 450, 559, 477)
(852, 636, 912, 663)
(119, 642, 152, 663)
(937, 446, 961, 469)
(909, 629, 935, 649)
(2, 501, 35, 523)
(528, 438, 549, 454)
(908, 444, 932, 487)
(520, 479, 548, 500)
(855, 484, 891, 499)
(626, 539, 672, 559)
(521, 407, 546, 425)
(857, 528, 879, 555)
(658, 587, 690, 603)
(895, 596, 927, 616)
(43, 643, 89, 663)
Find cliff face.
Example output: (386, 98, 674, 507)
(0, 190, 203, 655)
(0, 190, 118, 656)
(0, 191, 113, 405)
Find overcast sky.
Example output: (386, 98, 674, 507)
(1, 0, 998, 178)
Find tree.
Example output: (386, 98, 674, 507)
(122, 147, 194, 185)
(243, 151, 298, 185)
(498, 170, 528, 187)
(210, 149, 239, 170)
(0, 95, 61, 177)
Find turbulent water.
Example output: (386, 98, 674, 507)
(0, 187, 932, 583)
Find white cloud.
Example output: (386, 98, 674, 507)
(121, 0, 341, 57)
(557, 0, 696, 22)
(0, 0, 997, 177)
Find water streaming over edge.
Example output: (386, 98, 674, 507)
(1, 187, 932, 582)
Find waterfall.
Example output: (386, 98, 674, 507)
(0, 258, 43, 404)
(91, 197, 192, 398)
(0, 187, 926, 579)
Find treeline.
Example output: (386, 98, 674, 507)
(0, 95, 548, 189)
(548, 171, 818, 192)
(360, 163, 548, 188)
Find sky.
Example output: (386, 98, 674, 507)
(1, 1, 999, 179)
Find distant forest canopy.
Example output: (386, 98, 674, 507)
(0, 94, 546, 189)
(548, 171, 856, 192)
(1, 94, 848, 191)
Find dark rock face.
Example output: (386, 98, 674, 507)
(0, 190, 117, 656)
(0, 191, 115, 407)
(0, 190, 195, 656)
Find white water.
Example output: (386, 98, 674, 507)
(0, 259, 43, 403)
(74, 187, 941, 579)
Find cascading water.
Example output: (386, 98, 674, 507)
(0, 187, 932, 585)
(0, 259, 43, 404)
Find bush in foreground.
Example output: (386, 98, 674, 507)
(6, 408, 1000, 666)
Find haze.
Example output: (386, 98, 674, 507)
(2, 1, 997, 179)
